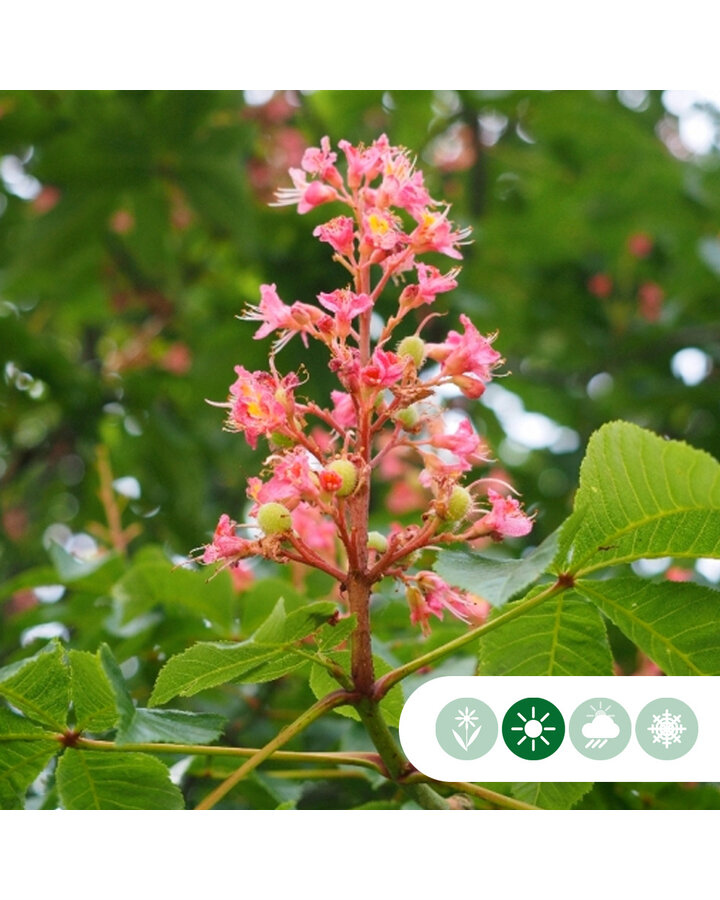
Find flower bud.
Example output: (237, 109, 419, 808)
(256, 502, 292, 535)
(326, 458, 358, 497)
(396, 335, 426, 368)
(367, 531, 388, 553)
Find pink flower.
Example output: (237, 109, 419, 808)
(360, 349, 405, 388)
(242, 283, 323, 350)
(291, 502, 337, 558)
(330, 390, 357, 429)
(202, 514, 255, 565)
(361, 208, 405, 252)
(407, 572, 479, 635)
(338, 134, 390, 187)
(410, 209, 471, 259)
(317, 288, 373, 338)
(301, 136, 341, 184)
(398, 263, 459, 310)
(226, 366, 298, 449)
(477, 489, 533, 538)
(313, 216, 355, 256)
(248, 447, 320, 511)
(273, 168, 339, 214)
(426, 314, 502, 396)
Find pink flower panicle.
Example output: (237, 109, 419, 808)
(203, 135, 534, 633)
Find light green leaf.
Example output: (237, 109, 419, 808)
(0, 641, 70, 730)
(69, 650, 119, 733)
(149, 643, 285, 706)
(435, 531, 559, 607)
(56, 749, 184, 809)
(98, 645, 135, 722)
(477, 591, 614, 675)
(149, 601, 343, 705)
(316, 614, 357, 651)
(111, 561, 236, 632)
(555, 421, 720, 576)
(309, 652, 404, 727)
(252, 598, 288, 644)
(576, 577, 720, 675)
(0, 708, 59, 810)
(511, 781, 593, 810)
(116, 708, 226, 745)
(253, 599, 339, 645)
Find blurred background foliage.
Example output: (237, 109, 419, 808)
(1, 90, 719, 808)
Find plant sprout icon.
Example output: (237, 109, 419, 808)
(452, 706, 482, 752)
(582, 701, 619, 749)
(510, 704, 557, 753)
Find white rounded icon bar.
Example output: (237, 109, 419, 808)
(398, 676, 714, 781)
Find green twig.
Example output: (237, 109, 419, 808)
(72, 736, 382, 772)
(195, 690, 356, 810)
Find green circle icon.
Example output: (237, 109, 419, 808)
(502, 697, 565, 760)
(569, 697, 632, 760)
(635, 698, 698, 760)
(435, 698, 498, 760)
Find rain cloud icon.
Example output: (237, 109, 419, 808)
(582, 711, 620, 749)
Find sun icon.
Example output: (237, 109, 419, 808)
(502, 698, 565, 760)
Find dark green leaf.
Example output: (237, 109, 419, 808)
(149, 643, 285, 706)
(69, 650, 119, 733)
(555, 422, 720, 576)
(0, 708, 59, 810)
(98, 644, 135, 723)
(511, 781, 593, 810)
(435, 530, 559, 607)
(0, 641, 69, 730)
(56, 749, 184, 809)
(477, 590, 614, 675)
(576, 577, 720, 675)
(116, 708, 226, 745)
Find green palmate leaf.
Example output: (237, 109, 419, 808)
(69, 650, 119, 733)
(98, 645, 136, 723)
(111, 561, 236, 633)
(309, 652, 404, 727)
(116, 708, 227, 745)
(511, 781, 594, 810)
(435, 531, 560, 608)
(0, 708, 59, 810)
(149, 600, 342, 706)
(477, 591, 614, 676)
(555, 421, 720, 576)
(0, 641, 70, 730)
(56, 749, 184, 810)
(149, 644, 283, 706)
(97, 645, 227, 743)
(253, 599, 339, 644)
(316, 614, 357, 651)
(576, 577, 720, 675)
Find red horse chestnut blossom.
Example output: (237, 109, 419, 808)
(200, 134, 533, 687)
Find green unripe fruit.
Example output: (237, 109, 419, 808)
(396, 335, 426, 368)
(394, 405, 420, 430)
(256, 502, 292, 535)
(445, 485, 472, 521)
(326, 459, 358, 497)
(367, 531, 388, 553)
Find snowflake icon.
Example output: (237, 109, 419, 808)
(648, 708, 687, 749)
